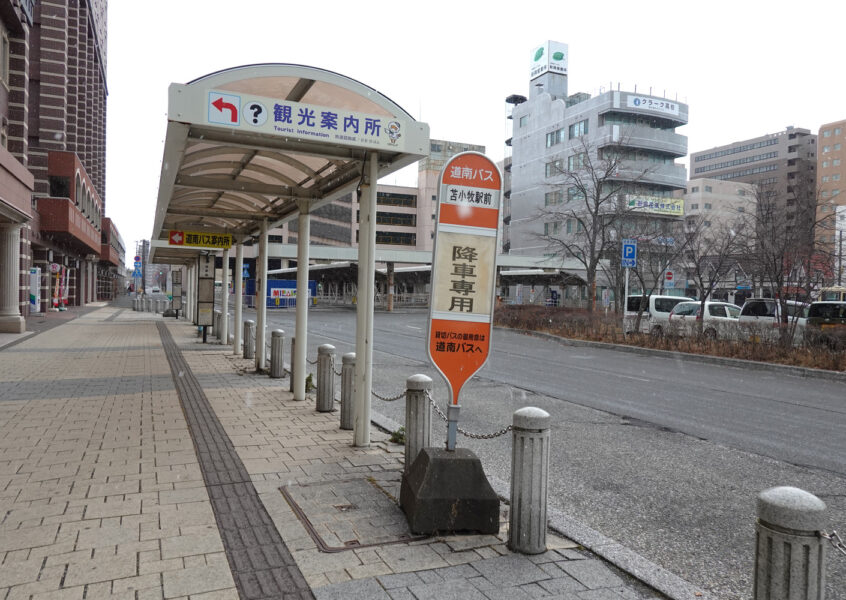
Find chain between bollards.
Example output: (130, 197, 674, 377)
(823, 530, 846, 557)
(425, 390, 512, 440)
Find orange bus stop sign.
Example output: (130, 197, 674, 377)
(427, 152, 502, 406)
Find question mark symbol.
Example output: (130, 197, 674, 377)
(250, 104, 263, 124)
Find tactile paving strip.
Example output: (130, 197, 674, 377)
(158, 322, 313, 600)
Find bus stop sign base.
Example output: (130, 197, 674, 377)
(400, 447, 499, 535)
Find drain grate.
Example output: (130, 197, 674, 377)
(281, 478, 427, 553)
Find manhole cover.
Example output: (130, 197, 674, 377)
(281, 478, 427, 552)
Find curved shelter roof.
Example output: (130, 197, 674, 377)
(150, 64, 429, 263)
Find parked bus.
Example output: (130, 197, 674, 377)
(818, 286, 846, 302)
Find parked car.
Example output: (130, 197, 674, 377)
(151, 286, 161, 294)
(667, 301, 741, 339)
(737, 298, 808, 344)
(804, 301, 846, 349)
(624, 294, 694, 336)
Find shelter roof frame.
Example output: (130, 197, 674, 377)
(150, 63, 429, 264)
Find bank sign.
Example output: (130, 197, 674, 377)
(530, 41, 568, 79)
(427, 152, 502, 407)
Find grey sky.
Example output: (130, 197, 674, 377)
(106, 1, 846, 266)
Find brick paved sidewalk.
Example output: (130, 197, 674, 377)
(0, 304, 667, 600)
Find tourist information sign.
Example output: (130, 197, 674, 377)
(427, 152, 502, 450)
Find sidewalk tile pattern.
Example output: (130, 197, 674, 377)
(157, 322, 313, 600)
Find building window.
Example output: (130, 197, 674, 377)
(834, 174, 841, 181)
(703, 221, 711, 227)
(704, 185, 713, 193)
(690, 203, 699, 210)
(544, 190, 564, 206)
(836, 127, 843, 136)
(546, 128, 563, 147)
(737, 189, 745, 196)
(737, 206, 745, 213)
(834, 189, 841, 197)
(823, 176, 830, 183)
(835, 159, 842, 166)
(824, 130, 831, 138)
(377, 192, 417, 207)
(568, 119, 588, 139)
(519, 115, 529, 128)
(690, 186, 699, 193)
(836, 143, 842, 151)
(544, 221, 562, 236)
(430, 143, 442, 152)
(545, 159, 563, 177)
(704, 203, 712, 210)
(823, 161, 830, 168)
(823, 146, 831, 153)
(567, 153, 586, 171)
(376, 231, 416, 245)
(567, 187, 584, 203)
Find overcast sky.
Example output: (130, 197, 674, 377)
(105, 1, 846, 266)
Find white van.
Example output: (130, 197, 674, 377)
(624, 295, 695, 336)
(738, 298, 808, 344)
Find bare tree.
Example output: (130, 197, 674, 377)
(535, 134, 656, 312)
(681, 211, 751, 336)
(747, 166, 833, 344)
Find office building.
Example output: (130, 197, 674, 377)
(507, 41, 689, 260)
(683, 178, 756, 231)
(690, 127, 817, 247)
(817, 120, 846, 263)
(0, 0, 122, 332)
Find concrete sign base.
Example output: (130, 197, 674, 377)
(400, 447, 499, 535)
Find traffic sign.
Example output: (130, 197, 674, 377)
(428, 152, 502, 408)
(622, 239, 637, 268)
(664, 269, 675, 289)
(134, 255, 141, 262)
(132, 268, 142, 278)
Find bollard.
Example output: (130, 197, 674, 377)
(316, 344, 335, 412)
(147, 298, 153, 312)
(509, 407, 551, 555)
(404, 375, 432, 473)
(243, 320, 255, 359)
(214, 310, 221, 340)
(270, 330, 285, 378)
(156, 299, 162, 314)
(289, 336, 296, 393)
(755, 486, 827, 600)
(340, 353, 355, 430)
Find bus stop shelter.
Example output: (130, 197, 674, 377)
(149, 64, 429, 446)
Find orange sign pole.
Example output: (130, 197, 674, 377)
(427, 152, 502, 450)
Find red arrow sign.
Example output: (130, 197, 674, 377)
(212, 97, 238, 123)
(169, 230, 184, 245)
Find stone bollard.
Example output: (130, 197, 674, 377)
(289, 336, 296, 393)
(509, 407, 551, 555)
(147, 298, 153, 312)
(316, 344, 335, 412)
(214, 310, 222, 339)
(270, 330, 285, 379)
(404, 375, 432, 474)
(156, 299, 163, 313)
(340, 353, 355, 430)
(755, 486, 828, 600)
(243, 320, 255, 359)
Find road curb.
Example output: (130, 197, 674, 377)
(498, 326, 846, 383)
(369, 409, 707, 600)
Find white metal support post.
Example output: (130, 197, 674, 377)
(187, 263, 195, 323)
(294, 200, 311, 400)
(354, 152, 378, 447)
(220, 246, 230, 345)
(233, 242, 243, 354)
(256, 220, 268, 371)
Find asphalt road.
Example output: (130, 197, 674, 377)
(234, 306, 846, 599)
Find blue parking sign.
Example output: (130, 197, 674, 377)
(622, 239, 637, 268)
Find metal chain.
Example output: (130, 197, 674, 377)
(330, 356, 343, 377)
(424, 390, 512, 440)
(822, 530, 846, 557)
(306, 357, 318, 365)
(371, 388, 406, 402)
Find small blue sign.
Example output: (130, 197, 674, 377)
(132, 268, 142, 278)
(622, 239, 637, 268)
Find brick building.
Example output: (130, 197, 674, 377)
(0, 0, 122, 332)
